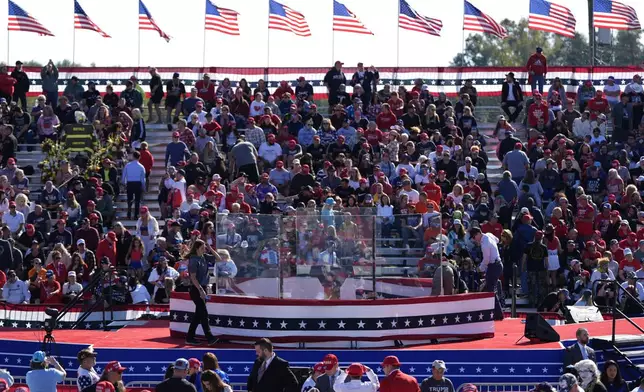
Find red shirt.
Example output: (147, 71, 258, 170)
(203, 121, 222, 136)
(528, 102, 549, 127)
(139, 149, 154, 174)
(619, 238, 637, 251)
(0, 73, 16, 96)
(380, 369, 420, 392)
(273, 85, 295, 99)
(195, 80, 215, 102)
(587, 97, 609, 119)
(594, 214, 611, 235)
(96, 239, 117, 267)
(463, 184, 482, 200)
(422, 182, 442, 205)
(619, 258, 639, 273)
(481, 222, 503, 239)
(40, 280, 61, 304)
(376, 112, 398, 130)
(575, 204, 595, 236)
(365, 129, 383, 145)
(526, 53, 548, 75)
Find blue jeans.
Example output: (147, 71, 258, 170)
(402, 226, 423, 247)
(531, 75, 545, 94)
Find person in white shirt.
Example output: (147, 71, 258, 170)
(129, 277, 151, 304)
(62, 271, 83, 303)
(249, 93, 266, 117)
(168, 169, 187, 205)
(333, 363, 379, 392)
(573, 111, 593, 140)
(0, 270, 30, 304)
(258, 135, 283, 168)
(590, 114, 608, 137)
(76, 348, 100, 392)
(2, 201, 24, 237)
(189, 101, 207, 125)
(398, 179, 419, 204)
(301, 362, 326, 392)
(604, 76, 621, 107)
(620, 271, 644, 302)
(457, 157, 479, 179)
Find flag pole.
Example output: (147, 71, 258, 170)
(72, 28, 76, 66)
(331, 0, 334, 65)
(6, 32, 9, 64)
(461, 1, 466, 58)
(202, 18, 207, 68)
(137, 27, 141, 67)
(396, 0, 400, 68)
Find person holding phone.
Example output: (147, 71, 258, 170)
(26, 351, 66, 392)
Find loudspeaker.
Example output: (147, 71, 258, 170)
(525, 313, 560, 343)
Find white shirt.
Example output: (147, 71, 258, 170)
(130, 283, 152, 304)
(249, 101, 266, 116)
(77, 367, 100, 392)
(573, 118, 593, 139)
(301, 376, 317, 392)
(457, 165, 479, 179)
(620, 281, 644, 302)
(189, 110, 207, 125)
(604, 84, 621, 104)
(334, 369, 379, 392)
(479, 233, 501, 273)
(258, 142, 283, 163)
(507, 82, 516, 101)
(399, 189, 420, 204)
(63, 281, 83, 295)
(2, 211, 24, 233)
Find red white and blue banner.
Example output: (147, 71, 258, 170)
(15, 66, 643, 99)
(169, 292, 495, 344)
(0, 302, 168, 330)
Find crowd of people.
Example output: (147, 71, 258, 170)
(0, 53, 642, 322)
(0, 331, 640, 392)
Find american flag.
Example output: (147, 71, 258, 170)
(463, 0, 507, 39)
(398, 0, 442, 36)
(139, 0, 171, 42)
(268, 0, 311, 37)
(528, 0, 576, 38)
(205, 0, 240, 36)
(333, 0, 373, 35)
(7, 0, 54, 36)
(74, 0, 110, 38)
(593, 0, 641, 30)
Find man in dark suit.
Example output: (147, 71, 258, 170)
(564, 328, 596, 367)
(247, 338, 299, 392)
(379, 355, 420, 392)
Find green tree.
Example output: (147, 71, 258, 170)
(55, 59, 82, 67)
(452, 18, 644, 67)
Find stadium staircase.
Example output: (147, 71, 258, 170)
(17, 106, 522, 276)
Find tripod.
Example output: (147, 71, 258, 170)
(42, 329, 56, 354)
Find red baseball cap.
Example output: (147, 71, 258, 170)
(608, 194, 616, 202)
(313, 362, 326, 373)
(515, 142, 522, 149)
(322, 354, 338, 367)
(87, 200, 95, 207)
(8, 201, 15, 207)
(267, 134, 276, 140)
(612, 160, 620, 167)
(172, 131, 180, 138)
(191, 229, 201, 237)
(7, 158, 15, 165)
(89, 213, 99, 220)
(104, 361, 126, 373)
(189, 358, 201, 370)
(140, 206, 149, 214)
(381, 355, 401, 366)
(107, 232, 117, 241)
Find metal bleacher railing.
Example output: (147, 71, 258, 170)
(456, 383, 539, 392)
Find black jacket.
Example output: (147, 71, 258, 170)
(10, 69, 29, 94)
(247, 355, 299, 392)
(501, 82, 524, 103)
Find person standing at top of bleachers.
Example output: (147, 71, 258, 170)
(526, 47, 548, 94)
